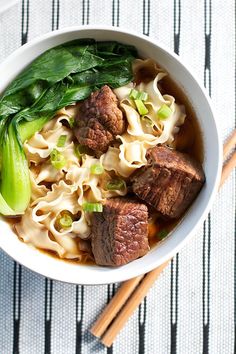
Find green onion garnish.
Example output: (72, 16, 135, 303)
(82, 202, 103, 212)
(90, 164, 104, 175)
(138, 91, 148, 101)
(129, 89, 148, 101)
(157, 229, 169, 240)
(69, 117, 75, 128)
(50, 149, 66, 170)
(58, 212, 73, 228)
(157, 104, 172, 120)
(129, 89, 139, 100)
(134, 99, 149, 115)
(74, 145, 83, 159)
(57, 135, 67, 147)
(74, 144, 92, 160)
(106, 179, 126, 190)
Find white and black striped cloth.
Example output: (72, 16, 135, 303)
(0, 1, 235, 353)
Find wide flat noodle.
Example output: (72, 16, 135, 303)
(108, 67, 186, 177)
(15, 107, 127, 258)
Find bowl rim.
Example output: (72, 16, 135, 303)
(0, 25, 223, 285)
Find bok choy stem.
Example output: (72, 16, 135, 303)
(1, 123, 31, 214)
(0, 193, 15, 215)
(18, 116, 50, 142)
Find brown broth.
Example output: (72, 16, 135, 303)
(8, 62, 204, 266)
(160, 75, 204, 163)
(39, 248, 95, 266)
(145, 72, 204, 251)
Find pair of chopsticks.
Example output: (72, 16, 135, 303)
(91, 129, 236, 347)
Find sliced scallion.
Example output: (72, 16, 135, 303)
(129, 88, 139, 100)
(129, 89, 148, 101)
(90, 163, 104, 175)
(57, 134, 67, 147)
(69, 117, 75, 128)
(157, 229, 169, 240)
(137, 91, 148, 101)
(50, 149, 66, 170)
(58, 212, 73, 229)
(106, 179, 126, 190)
(82, 202, 103, 212)
(134, 99, 149, 115)
(74, 144, 92, 160)
(157, 104, 172, 120)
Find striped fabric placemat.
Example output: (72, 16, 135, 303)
(0, 1, 235, 353)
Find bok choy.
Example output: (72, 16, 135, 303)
(0, 39, 137, 215)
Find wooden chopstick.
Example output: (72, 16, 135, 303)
(100, 261, 169, 347)
(90, 274, 144, 338)
(223, 129, 236, 158)
(90, 129, 236, 347)
(220, 150, 236, 188)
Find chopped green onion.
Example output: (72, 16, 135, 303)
(157, 104, 172, 120)
(134, 99, 149, 115)
(82, 202, 103, 212)
(157, 229, 169, 240)
(50, 148, 66, 170)
(74, 144, 92, 160)
(129, 88, 139, 100)
(138, 91, 148, 101)
(74, 145, 83, 159)
(106, 179, 126, 190)
(90, 163, 104, 175)
(129, 89, 148, 101)
(58, 212, 73, 228)
(57, 134, 67, 147)
(69, 117, 75, 128)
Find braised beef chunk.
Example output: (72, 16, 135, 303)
(74, 85, 125, 153)
(91, 198, 149, 266)
(131, 146, 205, 219)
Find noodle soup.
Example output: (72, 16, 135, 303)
(0, 39, 204, 267)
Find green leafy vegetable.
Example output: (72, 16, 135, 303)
(0, 194, 15, 215)
(18, 116, 49, 143)
(0, 40, 137, 215)
(1, 123, 31, 214)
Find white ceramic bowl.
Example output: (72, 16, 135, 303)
(0, 26, 222, 284)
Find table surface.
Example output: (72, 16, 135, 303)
(0, 1, 235, 353)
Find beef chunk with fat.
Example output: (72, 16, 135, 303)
(74, 85, 125, 153)
(131, 146, 205, 219)
(91, 198, 149, 266)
